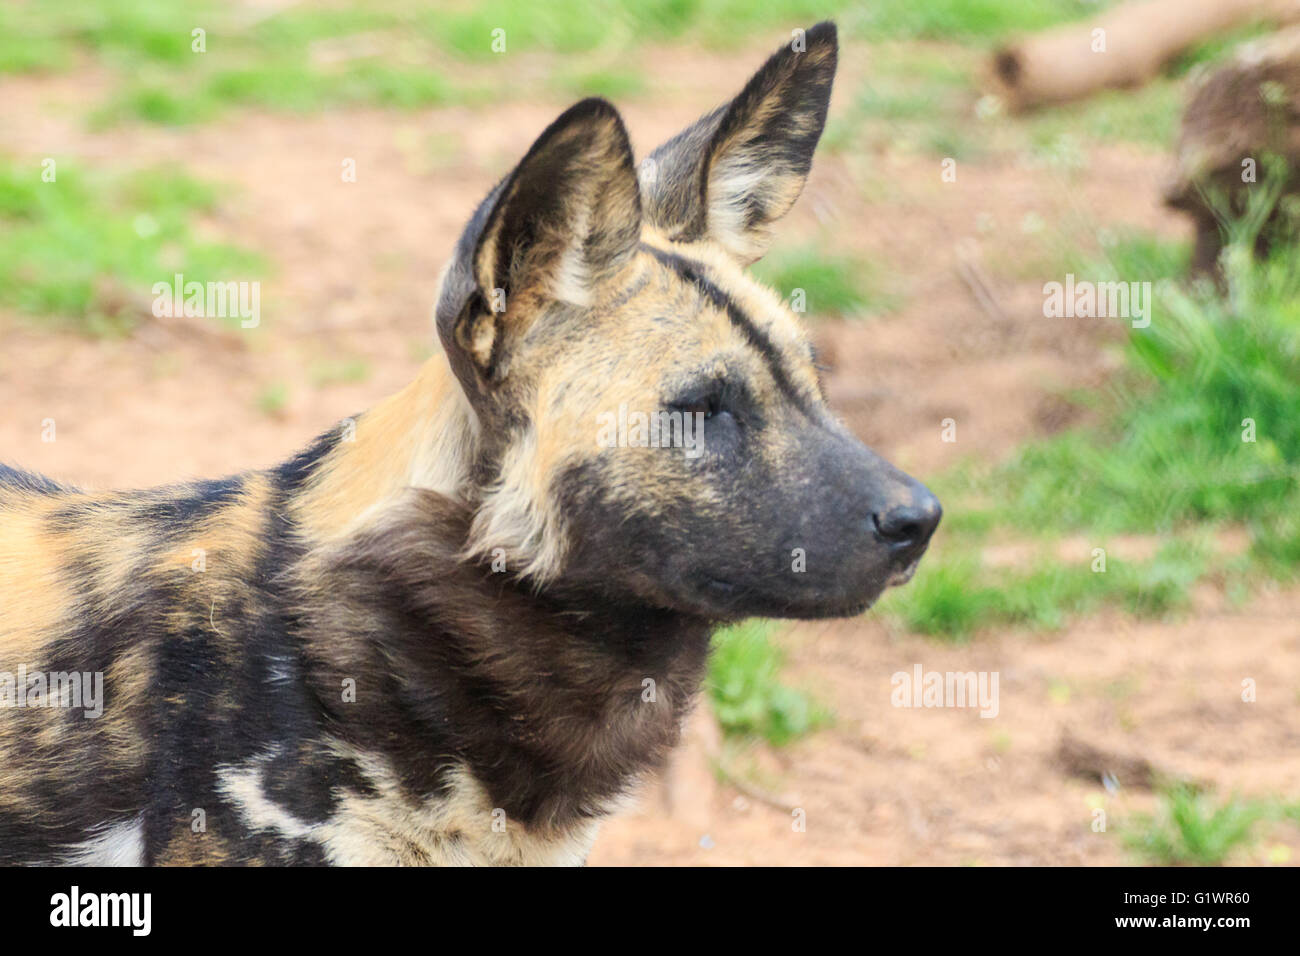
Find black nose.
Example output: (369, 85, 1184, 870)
(872, 490, 942, 552)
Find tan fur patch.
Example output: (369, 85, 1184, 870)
(293, 359, 477, 545)
(0, 502, 73, 668)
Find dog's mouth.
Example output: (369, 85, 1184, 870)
(886, 558, 922, 588)
(698, 571, 885, 620)
(689, 541, 931, 619)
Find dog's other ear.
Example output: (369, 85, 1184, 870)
(436, 98, 641, 391)
(640, 21, 837, 264)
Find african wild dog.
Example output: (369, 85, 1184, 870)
(0, 21, 939, 866)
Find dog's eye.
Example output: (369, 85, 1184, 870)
(670, 386, 725, 421)
(675, 397, 716, 420)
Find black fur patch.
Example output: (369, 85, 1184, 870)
(299, 490, 712, 829)
(643, 244, 814, 415)
(136, 475, 245, 533)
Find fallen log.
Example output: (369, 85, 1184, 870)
(990, 0, 1300, 112)
(1164, 27, 1300, 274)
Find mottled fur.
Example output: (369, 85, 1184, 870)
(0, 22, 939, 865)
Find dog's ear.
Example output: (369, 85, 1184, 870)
(640, 21, 837, 264)
(436, 98, 641, 391)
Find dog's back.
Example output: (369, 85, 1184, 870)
(0, 462, 291, 863)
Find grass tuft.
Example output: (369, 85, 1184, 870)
(754, 245, 893, 319)
(0, 159, 262, 335)
(890, 211, 1300, 638)
(708, 620, 829, 745)
(1123, 787, 1299, 865)
(2, 1, 1133, 126)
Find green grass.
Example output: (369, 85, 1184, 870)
(554, 67, 646, 100)
(754, 244, 892, 319)
(0, 0, 1118, 72)
(851, 0, 1117, 42)
(880, 543, 1206, 641)
(1250, 509, 1300, 581)
(95, 61, 467, 127)
(822, 43, 984, 160)
(1124, 787, 1300, 865)
(255, 381, 290, 418)
(994, 250, 1300, 535)
(0, 159, 263, 335)
(831, 73, 975, 157)
(1027, 80, 1185, 152)
(3, 0, 1126, 125)
(707, 620, 829, 745)
(1002, 227, 1191, 285)
(0, 1, 395, 75)
(1166, 23, 1275, 78)
(887, 221, 1300, 638)
(1084, 232, 1191, 283)
(309, 358, 372, 389)
(823, 26, 1192, 163)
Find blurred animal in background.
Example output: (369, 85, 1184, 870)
(1164, 27, 1300, 275)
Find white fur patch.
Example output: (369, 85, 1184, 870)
(549, 205, 595, 307)
(466, 427, 568, 583)
(217, 745, 599, 866)
(218, 750, 320, 842)
(60, 815, 145, 866)
(319, 753, 601, 866)
(707, 159, 775, 263)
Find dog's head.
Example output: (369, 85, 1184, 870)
(434, 22, 939, 620)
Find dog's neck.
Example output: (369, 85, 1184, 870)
(292, 488, 712, 832)
(271, 357, 713, 832)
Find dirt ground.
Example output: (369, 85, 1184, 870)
(3, 38, 1297, 865)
